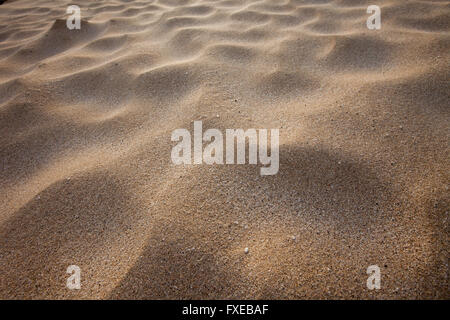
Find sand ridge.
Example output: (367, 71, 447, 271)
(0, 0, 448, 299)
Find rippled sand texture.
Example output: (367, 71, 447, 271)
(0, 0, 448, 299)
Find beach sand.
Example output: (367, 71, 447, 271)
(0, 0, 448, 299)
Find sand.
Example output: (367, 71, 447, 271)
(0, 0, 448, 299)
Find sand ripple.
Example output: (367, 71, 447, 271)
(0, 0, 448, 299)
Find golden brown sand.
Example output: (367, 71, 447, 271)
(0, 0, 448, 299)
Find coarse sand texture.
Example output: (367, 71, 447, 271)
(0, 0, 448, 299)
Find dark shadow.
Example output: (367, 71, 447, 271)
(109, 144, 393, 299)
(0, 170, 138, 299)
(109, 224, 237, 299)
(0, 100, 138, 187)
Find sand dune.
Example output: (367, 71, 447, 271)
(0, 0, 448, 299)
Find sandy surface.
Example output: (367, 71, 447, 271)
(0, 0, 448, 299)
